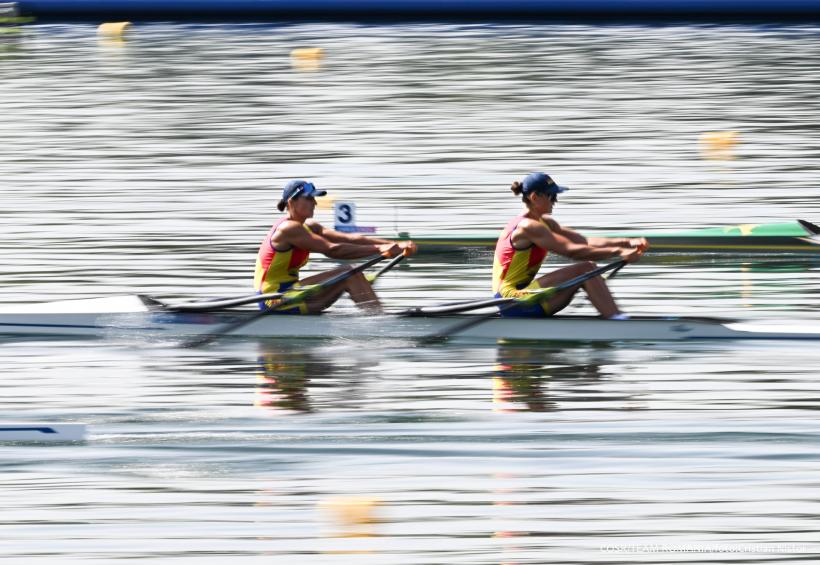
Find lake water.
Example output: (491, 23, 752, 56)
(1, 21, 819, 563)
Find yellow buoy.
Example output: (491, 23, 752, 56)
(699, 131, 739, 161)
(320, 496, 381, 526)
(291, 47, 324, 60)
(700, 131, 739, 147)
(97, 22, 131, 37)
(290, 48, 324, 71)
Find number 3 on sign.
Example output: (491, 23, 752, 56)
(334, 201, 356, 229)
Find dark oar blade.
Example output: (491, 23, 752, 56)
(182, 254, 387, 348)
(798, 219, 820, 236)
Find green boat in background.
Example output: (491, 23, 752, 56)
(387, 219, 820, 255)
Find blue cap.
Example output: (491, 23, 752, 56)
(278, 180, 327, 210)
(522, 172, 568, 195)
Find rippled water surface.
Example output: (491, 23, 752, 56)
(1, 22, 819, 563)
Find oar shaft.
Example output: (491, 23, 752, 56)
(366, 252, 406, 283)
(551, 260, 627, 294)
(151, 253, 400, 315)
(421, 259, 627, 344)
(152, 292, 285, 312)
(183, 254, 387, 347)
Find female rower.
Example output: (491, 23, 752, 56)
(254, 179, 415, 314)
(493, 172, 647, 319)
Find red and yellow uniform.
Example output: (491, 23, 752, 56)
(253, 218, 313, 312)
(491, 215, 550, 317)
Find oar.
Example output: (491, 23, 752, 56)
(182, 254, 388, 348)
(420, 259, 627, 344)
(143, 292, 286, 312)
(146, 253, 406, 313)
(401, 259, 630, 318)
(798, 219, 820, 236)
(366, 252, 407, 283)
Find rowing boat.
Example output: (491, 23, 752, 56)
(386, 219, 820, 255)
(0, 295, 817, 342)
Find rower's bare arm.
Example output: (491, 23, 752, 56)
(540, 216, 647, 251)
(321, 228, 391, 245)
(587, 236, 649, 250)
(548, 220, 589, 245)
(320, 228, 417, 255)
(521, 220, 633, 261)
(280, 222, 388, 259)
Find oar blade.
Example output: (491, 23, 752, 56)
(798, 219, 820, 236)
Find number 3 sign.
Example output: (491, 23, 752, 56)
(332, 201, 376, 233)
(334, 201, 356, 229)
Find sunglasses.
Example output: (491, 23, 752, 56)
(286, 183, 314, 203)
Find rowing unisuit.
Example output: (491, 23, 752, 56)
(254, 217, 312, 293)
(492, 214, 550, 316)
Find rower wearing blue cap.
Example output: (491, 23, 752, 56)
(254, 179, 416, 314)
(492, 172, 648, 319)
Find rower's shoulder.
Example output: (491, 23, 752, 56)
(274, 219, 322, 239)
(518, 214, 559, 232)
(275, 218, 302, 233)
(277, 218, 323, 232)
(304, 219, 324, 234)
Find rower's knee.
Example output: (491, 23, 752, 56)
(576, 261, 597, 274)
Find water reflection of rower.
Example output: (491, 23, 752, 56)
(254, 344, 335, 414)
(492, 344, 604, 412)
(255, 353, 312, 414)
(254, 343, 373, 414)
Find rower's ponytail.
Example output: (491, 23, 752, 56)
(511, 181, 529, 203)
(276, 199, 287, 212)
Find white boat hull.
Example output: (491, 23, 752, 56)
(0, 295, 817, 342)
